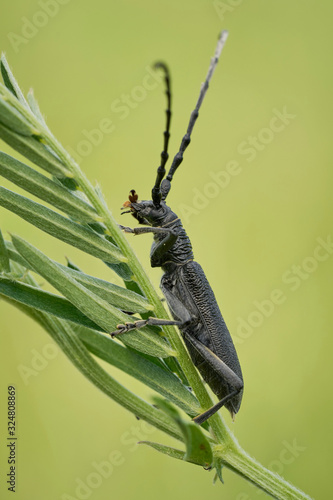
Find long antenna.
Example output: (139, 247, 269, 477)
(161, 30, 229, 201)
(151, 62, 172, 206)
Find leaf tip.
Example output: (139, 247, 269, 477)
(31, 128, 42, 136)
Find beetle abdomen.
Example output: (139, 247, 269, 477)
(162, 260, 243, 414)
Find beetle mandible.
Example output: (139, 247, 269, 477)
(112, 30, 244, 425)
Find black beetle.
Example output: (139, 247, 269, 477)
(112, 31, 243, 425)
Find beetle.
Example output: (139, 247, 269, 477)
(112, 30, 243, 425)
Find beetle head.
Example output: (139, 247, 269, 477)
(121, 190, 169, 226)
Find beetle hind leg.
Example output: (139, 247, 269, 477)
(193, 389, 240, 425)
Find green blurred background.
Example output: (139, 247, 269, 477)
(0, 1, 332, 499)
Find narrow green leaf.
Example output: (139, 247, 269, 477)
(60, 265, 153, 313)
(0, 54, 29, 108)
(213, 457, 224, 484)
(0, 187, 126, 264)
(26, 88, 48, 127)
(139, 441, 186, 461)
(56, 175, 79, 191)
(118, 328, 173, 357)
(160, 355, 190, 389)
(11, 234, 127, 331)
(0, 152, 99, 222)
(0, 122, 71, 177)
(76, 327, 200, 415)
(0, 95, 36, 136)
(4, 240, 29, 269)
(0, 277, 103, 331)
(104, 233, 135, 281)
(182, 422, 213, 467)
(104, 260, 134, 281)
(0, 229, 10, 272)
(123, 276, 144, 294)
(65, 257, 82, 271)
(11, 235, 175, 358)
(5, 239, 151, 313)
(153, 396, 180, 421)
(153, 398, 213, 468)
(86, 225, 135, 282)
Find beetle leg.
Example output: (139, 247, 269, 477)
(193, 390, 240, 425)
(110, 316, 184, 337)
(119, 225, 176, 237)
(119, 224, 179, 267)
(150, 229, 179, 267)
(184, 333, 243, 424)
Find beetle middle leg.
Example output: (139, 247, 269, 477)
(111, 277, 193, 336)
(110, 316, 186, 336)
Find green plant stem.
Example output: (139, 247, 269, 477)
(217, 444, 312, 500)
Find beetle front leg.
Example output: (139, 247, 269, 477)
(119, 224, 179, 267)
(119, 225, 176, 237)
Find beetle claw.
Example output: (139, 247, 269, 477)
(110, 324, 126, 337)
